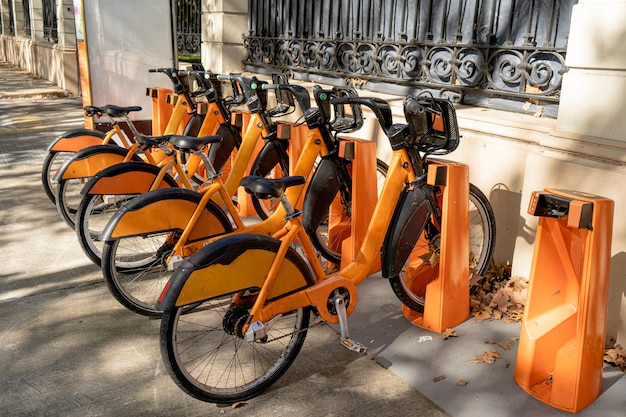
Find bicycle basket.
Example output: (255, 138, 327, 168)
(404, 95, 459, 155)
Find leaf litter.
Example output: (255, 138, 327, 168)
(469, 261, 625, 374)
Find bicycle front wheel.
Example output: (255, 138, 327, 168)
(389, 183, 496, 313)
(160, 296, 310, 404)
(309, 158, 388, 264)
(42, 151, 72, 204)
(249, 139, 290, 220)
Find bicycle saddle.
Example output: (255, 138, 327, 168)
(102, 104, 143, 118)
(169, 135, 223, 152)
(240, 176, 306, 199)
(134, 134, 172, 148)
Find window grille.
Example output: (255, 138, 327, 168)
(43, 0, 58, 43)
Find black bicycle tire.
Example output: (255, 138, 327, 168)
(42, 151, 71, 204)
(249, 140, 290, 220)
(55, 151, 143, 228)
(388, 183, 496, 313)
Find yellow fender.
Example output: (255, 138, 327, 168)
(156, 233, 315, 309)
(101, 188, 232, 243)
(47, 128, 107, 152)
(54, 145, 140, 180)
(82, 162, 178, 196)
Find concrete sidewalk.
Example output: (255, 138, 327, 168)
(0, 62, 448, 417)
(1, 62, 624, 417)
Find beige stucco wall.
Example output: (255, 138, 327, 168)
(201, 0, 247, 73)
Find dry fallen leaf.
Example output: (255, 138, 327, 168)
(442, 328, 458, 340)
(470, 262, 527, 323)
(433, 375, 447, 383)
(457, 379, 469, 387)
(604, 344, 626, 372)
(484, 340, 513, 350)
(231, 401, 246, 409)
(468, 350, 501, 364)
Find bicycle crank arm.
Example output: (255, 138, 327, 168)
(334, 297, 367, 354)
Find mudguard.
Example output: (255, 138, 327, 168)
(302, 157, 341, 235)
(53, 145, 142, 181)
(182, 113, 204, 137)
(250, 137, 289, 176)
(156, 233, 315, 310)
(381, 184, 433, 278)
(81, 162, 179, 196)
(100, 187, 231, 242)
(208, 123, 240, 173)
(47, 128, 107, 152)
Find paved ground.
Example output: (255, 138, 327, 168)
(1, 62, 624, 417)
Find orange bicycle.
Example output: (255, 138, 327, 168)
(156, 92, 496, 403)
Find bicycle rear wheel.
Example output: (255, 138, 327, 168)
(56, 177, 90, 228)
(160, 295, 310, 404)
(75, 193, 138, 266)
(100, 202, 233, 317)
(42, 151, 72, 204)
(388, 183, 496, 313)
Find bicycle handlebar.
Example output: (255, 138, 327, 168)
(330, 96, 394, 135)
(148, 68, 186, 95)
(253, 83, 311, 113)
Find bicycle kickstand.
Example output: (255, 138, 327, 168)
(334, 297, 368, 354)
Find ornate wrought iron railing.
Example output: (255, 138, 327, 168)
(43, 0, 58, 43)
(244, 0, 576, 106)
(176, 0, 201, 58)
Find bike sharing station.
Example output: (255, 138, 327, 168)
(60, 3, 620, 414)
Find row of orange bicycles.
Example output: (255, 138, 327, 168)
(43, 67, 496, 404)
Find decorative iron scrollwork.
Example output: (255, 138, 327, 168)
(245, 0, 573, 104)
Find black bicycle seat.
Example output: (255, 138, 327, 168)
(240, 176, 306, 199)
(169, 135, 223, 152)
(103, 104, 143, 118)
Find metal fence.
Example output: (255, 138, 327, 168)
(244, 0, 576, 105)
(176, 0, 201, 58)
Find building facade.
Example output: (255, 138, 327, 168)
(0, 0, 79, 94)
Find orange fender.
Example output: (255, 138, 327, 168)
(82, 162, 178, 195)
(54, 145, 140, 180)
(47, 129, 107, 152)
(101, 188, 231, 243)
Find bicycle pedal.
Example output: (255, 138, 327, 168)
(341, 338, 367, 354)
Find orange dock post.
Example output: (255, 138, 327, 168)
(333, 140, 378, 270)
(514, 189, 614, 413)
(402, 162, 470, 333)
(147, 87, 173, 135)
